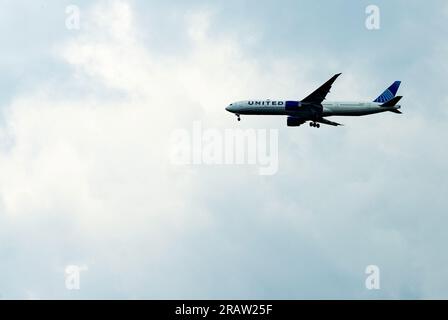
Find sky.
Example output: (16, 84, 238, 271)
(0, 0, 447, 299)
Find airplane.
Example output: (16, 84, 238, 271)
(225, 73, 402, 128)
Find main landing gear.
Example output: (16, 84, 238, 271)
(236, 114, 241, 121)
(309, 122, 320, 128)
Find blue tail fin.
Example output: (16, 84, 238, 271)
(373, 81, 401, 103)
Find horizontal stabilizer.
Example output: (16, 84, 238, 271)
(381, 95, 402, 107)
(389, 109, 402, 114)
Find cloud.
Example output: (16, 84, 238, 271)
(0, 0, 447, 299)
(0, 0, 308, 298)
(0, 1, 201, 298)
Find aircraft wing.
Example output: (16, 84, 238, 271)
(301, 73, 342, 105)
(316, 118, 344, 126)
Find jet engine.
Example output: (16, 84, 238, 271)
(287, 117, 305, 127)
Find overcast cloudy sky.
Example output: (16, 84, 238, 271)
(0, 0, 447, 299)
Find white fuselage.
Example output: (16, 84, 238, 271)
(225, 100, 400, 118)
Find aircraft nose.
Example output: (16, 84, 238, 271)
(225, 104, 234, 112)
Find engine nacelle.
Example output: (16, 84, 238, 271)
(287, 116, 305, 127)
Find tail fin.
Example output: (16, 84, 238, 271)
(373, 81, 401, 103)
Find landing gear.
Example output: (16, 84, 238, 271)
(236, 114, 241, 121)
(309, 122, 320, 128)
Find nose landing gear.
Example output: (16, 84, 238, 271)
(309, 122, 320, 128)
(236, 114, 241, 121)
